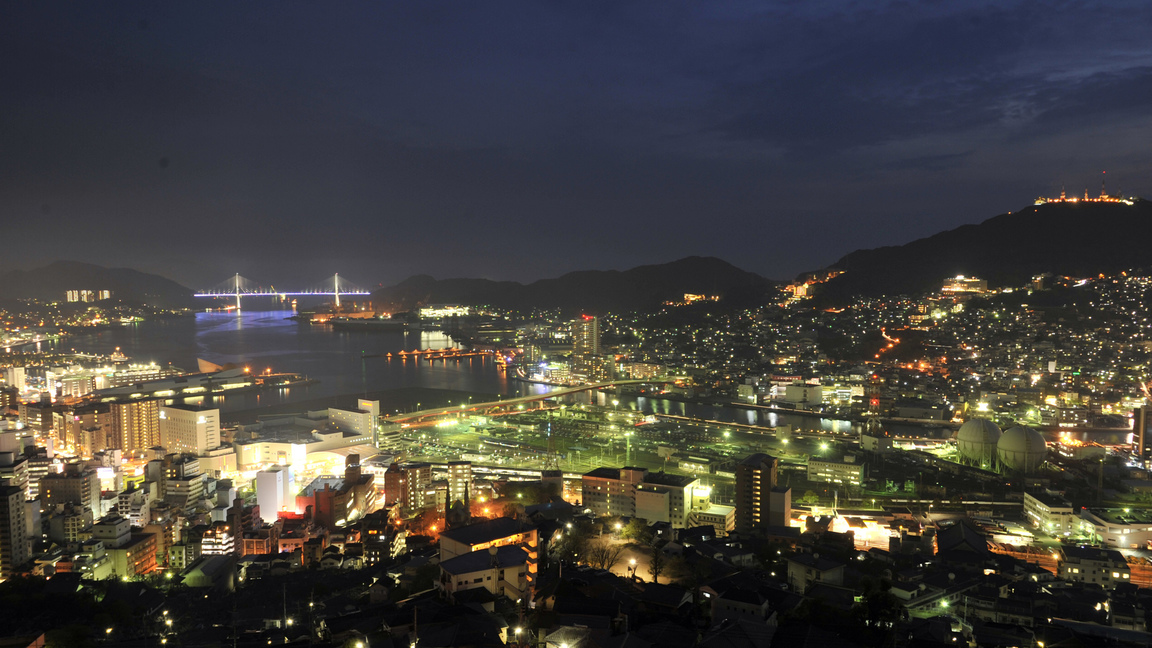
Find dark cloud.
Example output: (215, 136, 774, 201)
(1, 1, 1151, 288)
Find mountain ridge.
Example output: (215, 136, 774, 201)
(812, 199, 1152, 303)
(371, 256, 779, 313)
(0, 261, 194, 307)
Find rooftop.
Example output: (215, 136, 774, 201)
(641, 471, 697, 488)
(439, 517, 534, 547)
(1025, 491, 1073, 509)
(738, 453, 776, 468)
(1083, 507, 1152, 525)
(1061, 545, 1127, 564)
(439, 545, 528, 576)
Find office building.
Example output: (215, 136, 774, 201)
(807, 457, 864, 487)
(1023, 491, 1076, 535)
(159, 405, 220, 455)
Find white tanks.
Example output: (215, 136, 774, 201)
(997, 424, 1047, 473)
(956, 418, 1001, 468)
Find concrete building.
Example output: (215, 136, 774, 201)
(734, 454, 779, 534)
(439, 517, 539, 591)
(110, 399, 161, 452)
(40, 463, 100, 518)
(690, 503, 736, 537)
(439, 545, 529, 602)
(447, 461, 471, 507)
(295, 455, 375, 530)
(769, 486, 792, 528)
(581, 466, 646, 517)
(400, 462, 432, 514)
(328, 399, 379, 438)
(256, 466, 292, 521)
(781, 383, 822, 407)
(3, 367, 25, 393)
(1079, 508, 1152, 548)
(159, 405, 220, 455)
(635, 472, 699, 529)
(807, 457, 864, 487)
(571, 316, 600, 356)
(0, 485, 29, 580)
(786, 552, 845, 594)
(1023, 491, 1076, 535)
(1058, 545, 1131, 588)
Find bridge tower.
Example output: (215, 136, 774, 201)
(334, 273, 340, 308)
(234, 273, 242, 311)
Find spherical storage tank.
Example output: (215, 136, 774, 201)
(956, 419, 1001, 466)
(997, 424, 1047, 473)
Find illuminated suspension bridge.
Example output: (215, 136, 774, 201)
(194, 273, 371, 308)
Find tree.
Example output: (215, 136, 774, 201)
(648, 548, 665, 583)
(801, 490, 819, 506)
(585, 540, 626, 571)
(620, 518, 651, 543)
(646, 534, 666, 583)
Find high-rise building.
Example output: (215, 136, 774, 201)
(734, 453, 778, 534)
(40, 463, 101, 519)
(256, 466, 291, 520)
(1135, 407, 1152, 469)
(401, 462, 432, 514)
(3, 368, 25, 393)
(61, 405, 114, 457)
(447, 461, 471, 507)
(111, 399, 161, 452)
(159, 405, 220, 455)
(572, 316, 601, 356)
(0, 485, 29, 580)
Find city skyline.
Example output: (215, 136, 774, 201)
(4, 2, 1152, 288)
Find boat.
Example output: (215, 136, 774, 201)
(329, 316, 418, 332)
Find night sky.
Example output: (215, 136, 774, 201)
(4, 2, 1152, 290)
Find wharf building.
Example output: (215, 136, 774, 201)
(734, 454, 791, 534)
